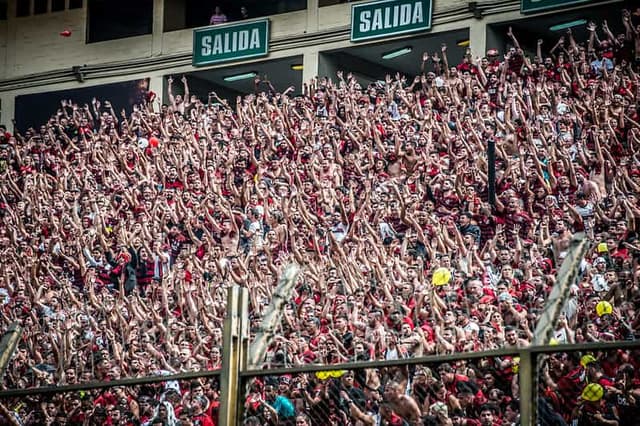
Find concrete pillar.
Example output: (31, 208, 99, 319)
(3, 0, 17, 80)
(152, 0, 164, 56)
(468, 19, 486, 61)
(306, 0, 318, 33)
(148, 75, 165, 107)
(302, 50, 319, 85)
(0, 92, 16, 132)
(295, 0, 321, 87)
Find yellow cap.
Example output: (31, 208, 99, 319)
(596, 301, 613, 317)
(597, 243, 608, 253)
(581, 383, 604, 402)
(315, 370, 346, 380)
(581, 354, 597, 368)
(432, 268, 452, 286)
(512, 356, 520, 374)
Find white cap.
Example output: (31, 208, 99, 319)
(464, 321, 480, 333)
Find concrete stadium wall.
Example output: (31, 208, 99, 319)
(0, 0, 620, 125)
(0, 0, 515, 80)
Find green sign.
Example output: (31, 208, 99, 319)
(193, 19, 269, 67)
(351, 0, 432, 42)
(521, 0, 592, 13)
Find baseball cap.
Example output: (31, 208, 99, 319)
(464, 322, 480, 334)
(430, 402, 448, 416)
(279, 376, 291, 385)
(595, 301, 613, 317)
(432, 268, 451, 286)
(581, 383, 604, 402)
(581, 354, 597, 368)
(498, 292, 513, 303)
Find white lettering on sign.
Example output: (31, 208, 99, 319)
(201, 35, 212, 56)
(200, 28, 261, 57)
(358, 1, 424, 33)
(359, 11, 370, 32)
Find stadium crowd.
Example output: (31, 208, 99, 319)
(0, 8, 640, 425)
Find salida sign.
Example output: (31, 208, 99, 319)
(351, 0, 432, 42)
(193, 19, 269, 67)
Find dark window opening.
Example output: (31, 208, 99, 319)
(165, 0, 306, 32)
(16, 0, 30, 17)
(87, 0, 153, 43)
(34, 0, 48, 14)
(0, 0, 7, 20)
(319, 0, 348, 5)
(69, 0, 83, 9)
(52, 0, 66, 12)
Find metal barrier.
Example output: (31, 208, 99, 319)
(0, 285, 638, 425)
(237, 340, 640, 426)
(0, 372, 223, 425)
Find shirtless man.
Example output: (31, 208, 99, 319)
(398, 140, 420, 175)
(383, 380, 422, 425)
(219, 217, 239, 254)
(167, 75, 191, 115)
(552, 219, 573, 255)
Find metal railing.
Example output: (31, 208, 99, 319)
(0, 286, 638, 425)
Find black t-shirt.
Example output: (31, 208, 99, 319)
(341, 330, 353, 353)
(615, 391, 640, 425)
(346, 386, 367, 411)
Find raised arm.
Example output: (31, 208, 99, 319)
(507, 26, 521, 50)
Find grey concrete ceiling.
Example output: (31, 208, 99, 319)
(171, 1, 629, 101)
(175, 29, 471, 99)
(169, 55, 305, 101)
(489, 2, 629, 57)
(323, 28, 471, 81)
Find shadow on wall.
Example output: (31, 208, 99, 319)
(14, 79, 151, 131)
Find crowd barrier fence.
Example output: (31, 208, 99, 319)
(0, 286, 638, 425)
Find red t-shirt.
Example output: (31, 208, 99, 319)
(192, 413, 215, 426)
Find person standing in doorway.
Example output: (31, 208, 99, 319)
(209, 6, 227, 25)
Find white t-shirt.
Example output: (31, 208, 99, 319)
(591, 274, 609, 293)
